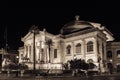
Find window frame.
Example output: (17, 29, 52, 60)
(87, 41, 94, 52)
(117, 50, 120, 58)
(76, 43, 81, 54)
(107, 51, 112, 59)
(66, 45, 71, 55)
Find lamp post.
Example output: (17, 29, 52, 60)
(109, 59, 113, 74)
(73, 55, 77, 76)
(73, 54, 77, 60)
(37, 59, 40, 76)
(16, 55, 19, 77)
(29, 25, 39, 75)
(98, 56, 101, 74)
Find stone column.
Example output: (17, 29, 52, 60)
(59, 41, 62, 63)
(31, 43, 33, 62)
(72, 42, 75, 59)
(39, 41, 41, 62)
(46, 48, 49, 63)
(24, 45, 26, 57)
(39, 48, 41, 61)
(95, 37, 102, 73)
(82, 39, 85, 60)
(28, 45, 30, 59)
(26, 46, 28, 58)
(35, 42, 37, 62)
(94, 37, 98, 62)
(29, 45, 31, 62)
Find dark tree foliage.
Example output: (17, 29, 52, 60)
(19, 63, 28, 70)
(3, 63, 18, 70)
(69, 59, 89, 70)
(62, 63, 69, 70)
(3, 63, 28, 70)
(63, 59, 96, 70)
(88, 62, 96, 69)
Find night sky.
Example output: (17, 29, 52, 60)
(1, 2, 120, 50)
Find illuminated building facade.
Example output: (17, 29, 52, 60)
(106, 42, 120, 71)
(18, 16, 114, 72)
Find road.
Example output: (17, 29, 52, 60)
(0, 75, 120, 80)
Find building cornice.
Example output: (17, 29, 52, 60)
(63, 28, 98, 38)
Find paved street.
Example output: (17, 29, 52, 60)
(0, 74, 120, 80)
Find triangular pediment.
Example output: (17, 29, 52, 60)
(22, 32, 34, 42)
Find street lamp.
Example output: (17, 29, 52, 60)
(29, 25, 39, 75)
(110, 59, 112, 63)
(73, 54, 77, 60)
(16, 55, 19, 77)
(98, 56, 101, 74)
(109, 59, 113, 74)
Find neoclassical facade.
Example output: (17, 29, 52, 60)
(18, 16, 114, 72)
(106, 42, 120, 70)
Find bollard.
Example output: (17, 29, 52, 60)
(20, 70, 24, 77)
(0, 71, 2, 76)
(15, 70, 19, 77)
(7, 70, 10, 77)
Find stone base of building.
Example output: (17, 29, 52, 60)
(26, 62, 63, 70)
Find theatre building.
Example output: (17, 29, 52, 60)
(18, 16, 114, 72)
(106, 42, 120, 72)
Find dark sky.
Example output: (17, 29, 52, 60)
(1, 2, 120, 50)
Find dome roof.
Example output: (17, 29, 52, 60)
(60, 15, 94, 35)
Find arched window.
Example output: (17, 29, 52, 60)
(87, 59, 93, 63)
(87, 41, 93, 52)
(107, 51, 112, 59)
(76, 43, 81, 53)
(117, 50, 120, 58)
(66, 45, 71, 54)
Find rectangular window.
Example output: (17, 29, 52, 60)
(87, 41, 93, 52)
(41, 48, 44, 61)
(54, 49, 57, 58)
(87, 46, 93, 52)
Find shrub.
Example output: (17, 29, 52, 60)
(63, 63, 69, 70)
(88, 62, 96, 69)
(69, 59, 89, 70)
(19, 63, 28, 70)
(2, 63, 18, 70)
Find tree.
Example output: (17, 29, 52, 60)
(62, 63, 69, 70)
(69, 59, 89, 70)
(88, 62, 96, 69)
(66, 59, 89, 76)
(19, 63, 28, 70)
